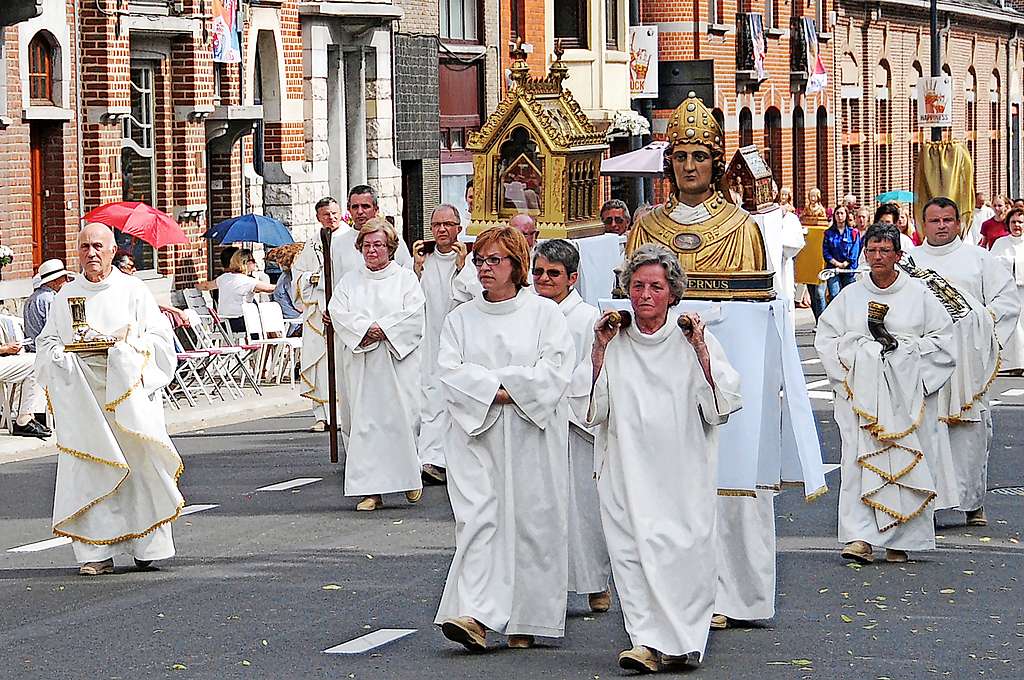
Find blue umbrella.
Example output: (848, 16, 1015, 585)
(875, 190, 914, 204)
(204, 213, 294, 246)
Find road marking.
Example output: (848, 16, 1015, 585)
(181, 504, 219, 516)
(324, 628, 417, 655)
(992, 399, 1004, 406)
(257, 477, 322, 492)
(8, 536, 72, 553)
(822, 463, 841, 476)
(805, 379, 829, 390)
(1000, 388, 1024, 397)
(801, 358, 822, 365)
(7, 505, 216, 553)
(807, 390, 833, 400)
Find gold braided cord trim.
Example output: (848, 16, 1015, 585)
(104, 350, 152, 412)
(45, 387, 54, 415)
(756, 483, 781, 491)
(858, 443, 925, 484)
(56, 443, 129, 470)
(805, 484, 829, 503)
(300, 373, 328, 404)
(717, 488, 757, 498)
(940, 350, 1000, 424)
(110, 420, 184, 483)
(54, 500, 185, 546)
(53, 468, 129, 531)
(852, 399, 925, 442)
(861, 490, 937, 532)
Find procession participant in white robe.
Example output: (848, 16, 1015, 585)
(816, 223, 955, 565)
(327, 219, 426, 512)
(533, 239, 612, 613)
(968, 192, 995, 246)
(35, 223, 184, 576)
(990, 208, 1024, 372)
(588, 245, 743, 672)
(293, 197, 350, 432)
(712, 200, 803, 630)
(413, 204, 471, 486)
(910, 197, 1020, 526)
(329, 185, 413, 278)
(436, 226, 574, 652)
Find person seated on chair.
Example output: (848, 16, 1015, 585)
(0, 318, 50, 439)
(195, 249, 275, 333)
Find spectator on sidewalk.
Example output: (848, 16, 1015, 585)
(0, 317, 50, 438)
(23, 259, 73, 345)
(980, 194, 1011, 249)
(196, 249, 276, 333)
(822, 205, 861, 303)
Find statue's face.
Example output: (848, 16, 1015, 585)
(669, 143, 714, 199)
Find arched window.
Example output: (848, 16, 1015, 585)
(739, 107, 753, 147)
(816, 106, 829, 206)
(991, 71, 1002, 195)
(910, 61, 923, 189)
(966, 68, 978, 190)
(28, 33, 54, 103)
(840, 52, 862, 201)
(712, 107, 726, 138)
(764, 107, 782, 190)
(874, 61, 892, 196)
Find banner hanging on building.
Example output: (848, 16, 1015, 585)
(746, 14, 768, 81)
(803, 18, 828, 94)
(629, 25, 658, 99)
(212, 0, 241, 64)
(918, 76, 953, 127)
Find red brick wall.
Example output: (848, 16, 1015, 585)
(500, 0, 547, 90)
(0, 27, 33, 280)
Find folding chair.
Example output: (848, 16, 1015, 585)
(181, 309, 263, 396)
(257, 302, 301, 384)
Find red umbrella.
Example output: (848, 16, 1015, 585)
(83, 201, 190, 249)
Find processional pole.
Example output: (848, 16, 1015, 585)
(320, 227, 340, 464)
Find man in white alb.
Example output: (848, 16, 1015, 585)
(35, 223, 184, 575)
(412, 204, 475, 485)
(910, 197, 1020, 526)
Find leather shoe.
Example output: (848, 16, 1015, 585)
(405, 489, 423, 504)
(134, 558, 155, 570)
(440, 616, 487, 651)
(421, 464, 447, 485)
(78, 558, 114, 576)
(710, 613, 728, 629)
(356, 495, 383, 511)
(507, 635, 534, 649)
(841, 540, 874, 564)
(588, 589, 611, 612)
(618, 646, 660, 673)
(12, 420, 50, 438)
(965, 508, 988, 527)
(884, 549, 909, 563)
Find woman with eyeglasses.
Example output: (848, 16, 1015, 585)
(435, 226, 575, 652)
(197, 249, 276, 333)
(327, 218, 426, 512)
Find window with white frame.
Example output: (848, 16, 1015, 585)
(440, 0, 481, 42)
(120, 62, 158, 270)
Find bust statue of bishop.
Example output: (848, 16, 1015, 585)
(627, 92, 775, 299)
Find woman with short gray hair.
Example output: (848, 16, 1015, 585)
(586, 243, 742, 670)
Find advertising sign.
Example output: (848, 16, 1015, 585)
(919, 76, 953, 127)
(629, 26, 658, 99)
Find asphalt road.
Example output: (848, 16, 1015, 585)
(2, 327, 1023, 679)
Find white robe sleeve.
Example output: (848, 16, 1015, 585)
(492, 304, 575, 430)
(981, 255, 1021, 347)
(328, 277, 373, 353)
(452, 263, 482, 304)
(438, 315, 503, 436)
(814, 294, 860, 389)
(585, 360, 610, 427)
(377, 274, 426, 360)
(119, 284, 177, 394)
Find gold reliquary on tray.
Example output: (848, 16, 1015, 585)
(64, 296, 117, 353)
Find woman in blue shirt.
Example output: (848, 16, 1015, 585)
(821, 205, 861, 303)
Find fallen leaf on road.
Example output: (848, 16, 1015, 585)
(818, 588, 829, 593)
(240, 660, 251, 667)
(171, 664, 187, 670)
(939, 589, 955, 594)
(366, 554, 374, 560)
(963, 571, 975, 576)
(392, 520, 403, 525)
(791, 659, 813, 666)
(261, 640, 268, 647)
(841, 615, 853, 623)
(979, 537, 992, 543)
(322, 584, 342, 590)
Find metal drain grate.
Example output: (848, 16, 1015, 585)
(991, 487, 1024, 496)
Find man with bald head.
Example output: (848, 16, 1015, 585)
(35, 222, 185, 576)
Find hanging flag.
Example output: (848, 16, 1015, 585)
(804, 18, 828, 94)
(212, 0, 241, 64)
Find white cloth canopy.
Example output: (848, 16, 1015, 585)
(327, 262, 425, 497)
(558, 290, 611, 595)
(35, 268, 183, 563)
(435, 289, 574, 637)
(599, 141, 669, 177)
(815, 272, 954, 550)
(587, 320, 741, 659)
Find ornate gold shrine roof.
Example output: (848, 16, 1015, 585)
(467, 40, 606, 153)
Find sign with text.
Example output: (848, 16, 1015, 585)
(918, 76, 953, 127)
(629, 26, 658, 99)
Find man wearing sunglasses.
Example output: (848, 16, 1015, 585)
(600, 199, 632, 237)
(532, 239, 613, 615)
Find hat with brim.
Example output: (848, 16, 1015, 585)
(37, 259, 73, 286)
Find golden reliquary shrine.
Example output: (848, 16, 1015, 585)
(467, 41, 608, 239)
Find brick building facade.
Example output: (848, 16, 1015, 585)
(642, 0, 834, 211)
(0, 0, 404, 303)
(834, 1, 1024, 210)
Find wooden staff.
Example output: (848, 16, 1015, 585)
(320, 227, 340, 463)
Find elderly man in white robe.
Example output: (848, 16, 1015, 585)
(991, 207, 1024, 373)
(588, 244, 742, 672)
(412, 204, 471, 486)
(328, 219, 425, 511)
(910, 196, 1020, 527)
(436, 226, 574, 652)
(293, 196, 349, 432)
(35, 223, 184, 576)
(816, 223, 955, 565)
(532, 239, 613, 614)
